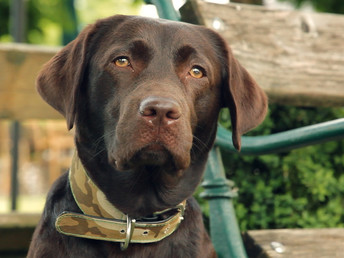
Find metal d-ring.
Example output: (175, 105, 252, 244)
(120, 215, 136, 251)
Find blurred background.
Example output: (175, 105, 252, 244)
(0, 0, 343, 232)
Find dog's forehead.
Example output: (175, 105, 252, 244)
(101, 16, 215, 53)
(120, 17, 200, 39)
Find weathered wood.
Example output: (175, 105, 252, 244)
(0, 213, 40, 252)
(180, 1, 344, 107)
(0, 43, 62, 120)
(243, 228, 344, 257)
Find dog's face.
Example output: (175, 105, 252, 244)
(87, 18, 226, 173)
(37, 15, 267, 214)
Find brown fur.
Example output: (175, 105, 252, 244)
(28, 15, 267, 258)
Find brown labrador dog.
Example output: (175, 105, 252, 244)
(28, 15, 267, 258)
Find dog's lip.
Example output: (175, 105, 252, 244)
(135, 142, 170, 161)
(145, 142, 165, 151)
(113, 141, 182, 171)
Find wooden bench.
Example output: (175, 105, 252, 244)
(244, 228, 344, 257)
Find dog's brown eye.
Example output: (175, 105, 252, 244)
(189, 67, 204, 79)
(114, 57, 130, 67)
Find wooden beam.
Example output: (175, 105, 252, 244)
(243, 228, 344, 257)
(0, 213, 40, 252)
(0, 43, 63, 120)
(180, 1, 344, 107)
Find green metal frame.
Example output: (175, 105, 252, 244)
(217, 118, 344, 155)
(145, 1, 344, 257)
(144, 0, 180, 21)
(201, 147, 247, 258)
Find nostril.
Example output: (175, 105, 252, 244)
(140, 107, 157, 117)
(166, 109, 181, 120)
(139, 97, 182, 124)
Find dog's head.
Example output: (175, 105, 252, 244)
(37, 15, 267, 213)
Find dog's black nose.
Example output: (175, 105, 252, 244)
(139, 96, 181, 125)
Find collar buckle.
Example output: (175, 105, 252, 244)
(120, 215, 136, 251)
(176, 203, 185, 219)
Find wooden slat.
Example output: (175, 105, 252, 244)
(0, 213, 40, 252)
(180, 1, 344, 107)
(244, 228, 344, 257)
(0, 43, 63, 120)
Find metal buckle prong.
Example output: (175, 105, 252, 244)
(176, 203, 185, 218)
(120, 215, 136, 251)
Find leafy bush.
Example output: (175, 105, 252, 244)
(219, 104, 344, 230)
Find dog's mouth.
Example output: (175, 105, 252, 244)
(113, 141, 190, 172)
(131, 143, 173, 167)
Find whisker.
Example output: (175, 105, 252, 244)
(192, 135, 208, 152)
(89, 148, 106, 161)
(93, 130, 115, 148)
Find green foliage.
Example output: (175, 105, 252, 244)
(0, 0, 77, 44)
(0, 1, 9, 38)
(0, 0, 143, 45)
(219, 104, 344, 230)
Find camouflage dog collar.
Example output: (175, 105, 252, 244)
(55, 151, 186, 250)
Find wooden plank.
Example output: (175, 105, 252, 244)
(0, 43, 63, 120)
(180, 1, 344, 107)
(243, 228, 344, 257)
(0, 213, 40, 252)
(0, 213, 39, 228)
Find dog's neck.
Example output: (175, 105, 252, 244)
(74, 138, 208, 217)
(69, 151, 186, 220)
(69, 151, 128, 220)
(54, 151, 186, 249)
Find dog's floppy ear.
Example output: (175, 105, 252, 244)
(36, 25, 94, 130)
(223, 47, 268, 151)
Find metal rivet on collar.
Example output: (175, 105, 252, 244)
(163, 226, 170, 234)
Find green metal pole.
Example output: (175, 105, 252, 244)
(62, 0, 78, 45)
(145, 0, 180, 21)
(216, 118, 344, 155)
(201, 147, 247, 258)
